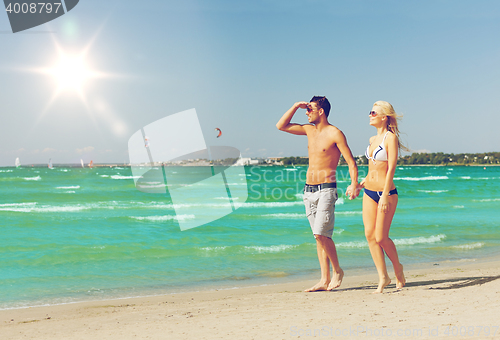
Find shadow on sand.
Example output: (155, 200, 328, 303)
(332, 275, 500, 293)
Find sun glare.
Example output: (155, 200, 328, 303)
(32, 41, 112, 113)
(27, 37, 123, 127)
(51, 54, 93, 92)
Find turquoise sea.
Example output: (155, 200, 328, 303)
(1, 165, 500, 310)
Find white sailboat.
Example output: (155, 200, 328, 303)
(15, 157, 21, 168)
(81, 159, 84, 168)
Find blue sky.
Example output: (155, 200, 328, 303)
(1, 0, 499, 166)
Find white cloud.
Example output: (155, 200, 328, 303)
(42, 148, 57, 153)
(76, 146, 95, 154)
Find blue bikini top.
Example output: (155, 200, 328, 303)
(365, 131, 389, 163)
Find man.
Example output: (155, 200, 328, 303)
(276, 96, 359, 292)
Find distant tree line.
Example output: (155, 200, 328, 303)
(285, 152, 500, 166)
(281, 156, 309, 165)
(395, 152, 500, 165)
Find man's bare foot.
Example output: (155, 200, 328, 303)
(373, 277, 391, 294)
(327, 269, 344, 290)
(395, 264, 406, 290)
(305, 281, 329, 292)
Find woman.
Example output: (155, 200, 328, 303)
(360, 100, 406, 293)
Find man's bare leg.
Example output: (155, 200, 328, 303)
(317, 235, 343, 290)
(305, 240, 331, 292)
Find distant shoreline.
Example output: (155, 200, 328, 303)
(2, 163, 500, 168)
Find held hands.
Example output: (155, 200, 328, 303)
(345, 182, 364, 200)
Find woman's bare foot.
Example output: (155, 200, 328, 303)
(327, 269, 344, 290)
(395, 264, 406, 290)
(373, 277, 391, 294)
(305, 281, 329, 292)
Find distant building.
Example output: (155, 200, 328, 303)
(234, 158, 264, 166)
(266, 157, 283, 165)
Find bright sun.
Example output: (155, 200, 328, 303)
(50, 54, 93, 92)
(32, 42, 112, 111)
(25, 39, 123, 122)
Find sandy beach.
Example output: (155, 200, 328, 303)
(2, 258, 499, 340)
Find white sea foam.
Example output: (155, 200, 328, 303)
(393, 234, 446, 245)
(417, 190, 449, 193)
(244, 245, 296, 253)
(137, 183, 166, 189)
(201, 246, 227, 251)
(0, 170, 13, 173)
(394, 176, 448, 181)
(262, 213, 304, 219)
(453, 205, 465, 209)
(36, 206, 87, 212)
(460, 176, 471, 179)
(0, 203, 87, 213)
(0, 207, 34, 212)
(240, 201, 304, 208)
(24, 176, 41, 181)
(130, 214, 195, 221)
(56, 186, 80, 189)
(338, 240, 368, 248)
(335, 211, 362, 215)
(0, 204, 37, 212)
(451, 242, 484, 250)
(170, 199, 342, 210)
(473, 198, 500, 202)
(111, 175, 142, 180)
(338, 234, 447, 248)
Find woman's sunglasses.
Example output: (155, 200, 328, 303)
(369, 111, 378, 117)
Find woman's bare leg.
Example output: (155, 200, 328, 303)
(374, 194, 405, 290)
(363, 194, 391, 293)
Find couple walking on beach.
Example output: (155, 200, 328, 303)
(276, 96, 406, 294)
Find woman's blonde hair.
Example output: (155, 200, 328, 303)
(373, 100, 409, 153)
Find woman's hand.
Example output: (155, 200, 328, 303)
(359, 179, 366, 188)
(378, 195, 390, 214)
(345, 184, 357, 199)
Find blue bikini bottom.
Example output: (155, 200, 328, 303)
(364, 188, 398, 203)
